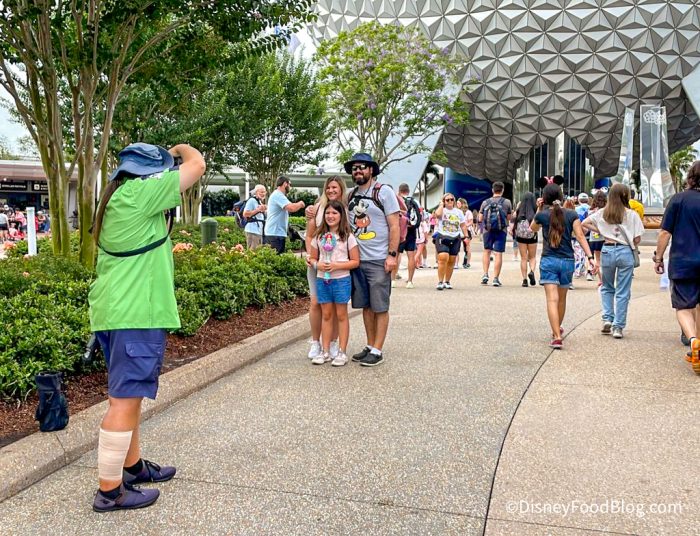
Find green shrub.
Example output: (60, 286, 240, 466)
(0, 223, 308, 400)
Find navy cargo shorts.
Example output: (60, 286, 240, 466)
(96, 329, 167, 399)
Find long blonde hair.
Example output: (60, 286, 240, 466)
(317, 176, 347, 209)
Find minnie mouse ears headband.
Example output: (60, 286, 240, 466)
(535, 175, 565, 189)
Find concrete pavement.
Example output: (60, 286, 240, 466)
(0, 244, 698, 535)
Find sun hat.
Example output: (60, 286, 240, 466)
(109, 143, 174, 181)
(343, 152, 380, 177)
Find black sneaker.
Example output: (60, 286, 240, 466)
(352, 347, 371, 362)
(360, 352, 384, 367)
(93, 483, 159, 513)
(528, 271, 536, 286)
(681, 331, 690, 346)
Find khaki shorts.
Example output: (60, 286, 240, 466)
(246, 232, 262, 250)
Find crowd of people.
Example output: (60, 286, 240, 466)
(0, 204, 50, 242)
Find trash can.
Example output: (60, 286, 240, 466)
(200, 218, 218, 246)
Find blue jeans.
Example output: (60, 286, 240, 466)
(600, 245, 635, 329)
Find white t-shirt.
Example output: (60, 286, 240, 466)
(0, 213, 8, 225)
(312, 232, 358, 279)
(590, 208, 644, 245)
(437, 207, 465, 238)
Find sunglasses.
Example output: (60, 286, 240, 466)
(444, 197, 455, 202)
(351, 164, 369, 172)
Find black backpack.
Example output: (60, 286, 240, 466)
(35, 371, 69, 432)
(234, 198, 264, 229)
(405, 196, 420, 229)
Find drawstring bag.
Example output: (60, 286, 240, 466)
(35, 371, 69, 432)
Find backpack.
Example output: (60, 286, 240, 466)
(349, 183, 408, 242)
(34, 371, 69, 432)
(515, 218, 534, 239)
(483, 198, 507, 232)
(405, 197, 420, 229)
(234, 198, 264, 229)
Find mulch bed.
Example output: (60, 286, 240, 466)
(0, 297, 310, 448)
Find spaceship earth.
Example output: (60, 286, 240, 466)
(312, 0, 700, 181)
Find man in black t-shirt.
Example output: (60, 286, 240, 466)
(654, 160, 700, 374)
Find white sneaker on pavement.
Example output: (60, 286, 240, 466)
(331, 352, 348, 367)
(308, 341, 322, 360)
(329, 340, 340, 358)
(312, 352, 331, 365)
(406, 281, 414, 289)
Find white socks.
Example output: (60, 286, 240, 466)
(98, 429, 132, 481)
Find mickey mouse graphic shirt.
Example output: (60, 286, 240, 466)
(348, 183, 400, 261)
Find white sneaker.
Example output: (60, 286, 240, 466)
(444, 281, 453, 289)
(391, 280, 396, 288)
(406, 281, 414, 289)
(586, 272, 594, 281)
(312, 352, 330, 365)
(331, 352, 348, 367)
(437, 282, 444, 290)
(329, 340, 340, 358)
(308, 341, 322, 360)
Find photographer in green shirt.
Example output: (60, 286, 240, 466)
(89, 143, 205, 512)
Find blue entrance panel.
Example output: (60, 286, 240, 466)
(444, 168, 493, 211)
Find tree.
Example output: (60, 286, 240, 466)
(0, 1, 316, 265)
(0, 135, 17, 159)
(315, 21, 471, 170)
(223, 52, 331, 191)
(669, 146, 699, 191)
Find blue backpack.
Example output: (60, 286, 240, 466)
(234, 198, 264, 229)
(484, 198, 507, 231)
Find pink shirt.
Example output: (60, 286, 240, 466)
(312, 233, 358, 279)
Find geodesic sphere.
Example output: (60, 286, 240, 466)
(313, 0, 700, 181)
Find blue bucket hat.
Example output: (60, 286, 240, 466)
(343, 152, 380, 177)
(109, 143, 174, 181)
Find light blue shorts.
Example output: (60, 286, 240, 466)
(539, 256, 575, 288)
(316, 276, 352, 304)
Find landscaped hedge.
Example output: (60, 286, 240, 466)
(0, 224, 308, 400)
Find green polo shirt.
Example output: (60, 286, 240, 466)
(89, 170, 182, 331)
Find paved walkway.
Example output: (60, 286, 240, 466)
(1, 245, 698, 535)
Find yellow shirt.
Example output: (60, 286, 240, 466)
(629, 199, 644, 220)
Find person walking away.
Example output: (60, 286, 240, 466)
(89, 143, 205, 511)
(242, 184, 267, 249)
(434, 193, 470, 290)
(395, 183, 421, 288)
(653, 161, 700, 374)
(513, 192, 538, 287)
(309, 200, 360, 366)
(305, 176, 347, 361)
(531, 183, 596, 349)
(414, 209, 429, 269)
(345, 153, 400, 367)
(479, 181, 512, 287)
(587, 190, 608, 286)
(582, 184, 643, 339)
(264, 176, 305, 254)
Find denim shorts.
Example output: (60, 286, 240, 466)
(483, 230, 507, 252)
(316, 275, 352, 304)
(96, 329, 166, 399)
(539, 256, 575, 288)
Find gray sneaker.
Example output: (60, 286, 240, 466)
(601, 321, 612, 334)
(93, 483, 159, 513)
(492, 277, 502, 287)
(612, 327, 623, 339)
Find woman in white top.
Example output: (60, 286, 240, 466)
(582, 183, 644, 339)
(305, 176, 348, 360)
(434, 193, 470, 290)
(456, 198, 474, 268)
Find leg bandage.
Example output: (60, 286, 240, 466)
(98, 428, 133, 481)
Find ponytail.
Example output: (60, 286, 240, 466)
(548, 200, 564, 248)
(92, 179, 124, 245)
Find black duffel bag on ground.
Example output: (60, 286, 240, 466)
(34, 371, 69, 432)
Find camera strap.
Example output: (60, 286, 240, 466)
(98, 209, 175, 258)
